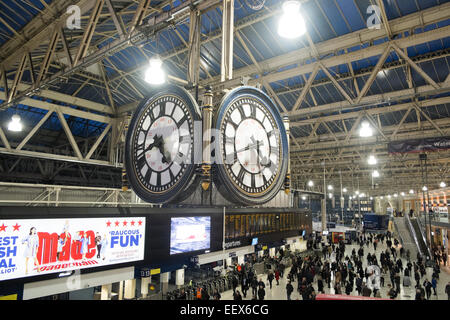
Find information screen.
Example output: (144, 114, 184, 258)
(0, 217, 146, 281)
(251, 238, 258, 245)
(170, 217, 210, 255)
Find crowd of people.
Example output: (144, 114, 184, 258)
(221, 230, 449, 300)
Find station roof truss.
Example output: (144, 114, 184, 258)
(0, 0, 448, 195)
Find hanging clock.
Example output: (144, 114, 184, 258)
(212, 86, 289, 206)
(124, 84, 201, 204)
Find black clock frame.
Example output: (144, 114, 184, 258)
(124, 84, 201, 204)
(212, 86, 289, 206)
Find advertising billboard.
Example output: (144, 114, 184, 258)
(170, 217, 210, 255)
(0, 217, 146, 281)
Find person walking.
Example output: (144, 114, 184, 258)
(233, 290, 243, 300)
(251, 276, 258, 297)
(423, 279, 432, 300)
(286, 281, 294, 300)
(275, 269, 280, 286)
(267, 271, 274, 289)
(431, 276, 437, 296)
(445, 281, 450, 300)
(257, 285, 265, 301)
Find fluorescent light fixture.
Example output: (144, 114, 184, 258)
(422, 186, 428, 191)
(368, 155, 377, 165)
(8, 114, 22, 132)
(278, 1, 306, 39)
(440, 182, 446, 188)
(372, 170, 380, 178)
(343, 187, 347, 193)
(380, 196, 384, 199)
(327, 185, 333, 191)
(409, 189, 414, 194)
(355, 190, 360, 195)
(387, 195, 391, 199)
(145, 57, 166, 85)
(400, 192, 405, 196)
(359, 121, 373, 138)
(301, 195, 307, 200)
(307, 180, 314, 187)
(370, 197, 373, 200)
(394, 193, 398, 198)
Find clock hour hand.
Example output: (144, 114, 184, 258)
(160, 139, 172, 164)
(255, 140, 271, 168)
(145, 134, 163, 153)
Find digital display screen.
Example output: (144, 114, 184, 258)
(170, 217, 210, 255)
(251, 238, 258, 246)
(302, 230, 306, 237)
(0, 217, 146, 282)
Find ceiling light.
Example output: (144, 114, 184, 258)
(301, 195, 307, 200)
(343, 188, 347, 193)
(327, 185, 333, 191)
(328, 193, 333, 199)
(387, 195, 391, 199)
(355, 190, 360, 195)
(278, 1, 306, 39)
(349, 196, 352, 200)
(307, 180, 314, 187)
(394, 193, 398, 197)
(144, 56, 166, 85)
(409, 189, 414, 194)
(359, 121, 373, 138)
(422, 186, 428, 191)
(368, 155, 377, 165)
(370, 197, 373, 200)
(372, 170, 380, 178)
(380, 196, 384, 199)
(8, 114, 22, 132)
(440, 182, 446, 188)
(400, 192, 405, 196)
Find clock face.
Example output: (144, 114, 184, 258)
(125, 86, 200, 203)
(214, 87, 288, 205)
(221, 97, 281, 195)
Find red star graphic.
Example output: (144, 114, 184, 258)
(130, 221, 135, 226)
(106, 221, 112, 227)
(138, 220, 143, 226)
(115, 221, 120, 227)
(0, 224, 6, 232)
(13, 223, 21, 231)
(123, 220, 128, 227)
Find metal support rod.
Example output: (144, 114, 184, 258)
(284, 116, 290, 194)
(221, 0, 234, 82)
(201, 86, 213, 191)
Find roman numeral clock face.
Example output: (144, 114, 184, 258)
(214, 87, 288, 206)
(125, 86, 200, 204)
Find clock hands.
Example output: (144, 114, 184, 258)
(145, 134, 171, 164)
(251, 136, 272, 168)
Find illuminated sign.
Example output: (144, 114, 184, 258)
(0, 217, 146, 281)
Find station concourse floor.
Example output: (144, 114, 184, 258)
(219, 242, 450, 301)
